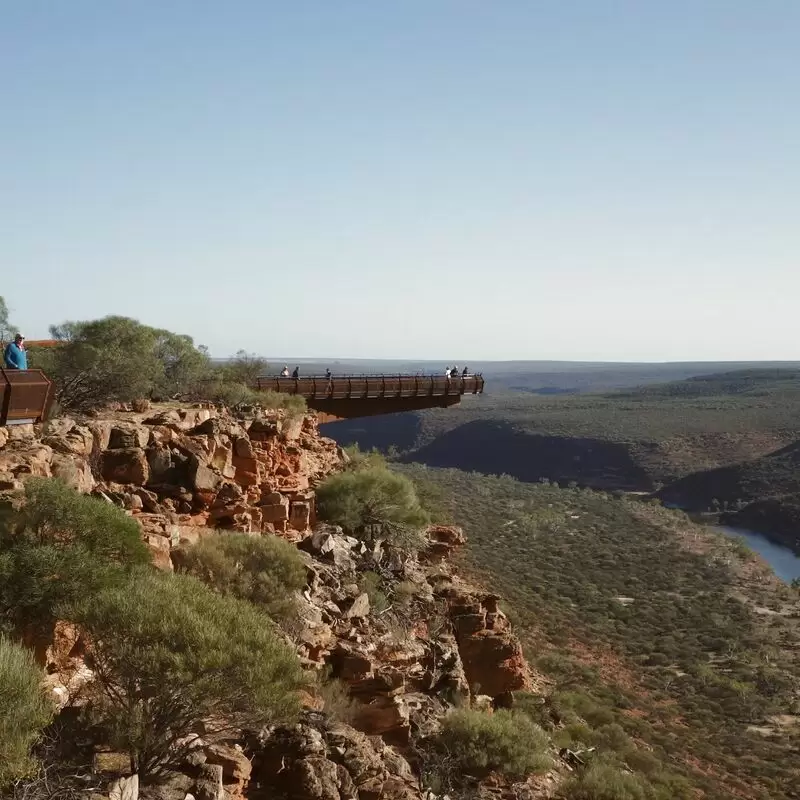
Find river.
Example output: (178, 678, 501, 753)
(716, 525, 800, 583)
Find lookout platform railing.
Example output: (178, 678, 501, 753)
(255, 373, 484, 421)
(0, 369, 54, 425)
(256, 373, 484, 400)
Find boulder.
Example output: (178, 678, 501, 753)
(346, 593, 371, 620)
(108, 424, 150, 450)
(203, 743, 251, 791)
(191, 463, 223, 493)
(100, 448, 149, 485)
(51, 453, 95, 493)
(290, 501, 312, 531)
(252, 718, 420, 800)
(457, 631, 529, 697)
(423, 525, 466, 561)
(0, 442, 53, 478)
(194, 764, 224, 800)
(43, 421, 94, 458)
(248, 417, 280, 441)
(352, 695, 410, 742)
(109, 775, 139, 800)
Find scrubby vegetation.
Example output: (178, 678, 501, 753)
(398, 465, 800, 800)
(27, 314, 305, 414)
(316, 457, 429, 550)
(0, 480, 304, 781)
(421, 708, 551, 790)
(72, 569, 303, 776)
(0, 479, 150, 637)
(175, 531, 307, 623)
(0, 638, 53, 789)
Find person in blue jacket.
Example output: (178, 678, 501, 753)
(4, 334, 27, 370)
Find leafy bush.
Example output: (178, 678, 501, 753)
(176, 532, 307, 622)
(72, 569, 304, 777)
(0, 637, 54, 788)
(429, 709, 551, 784)
(0, 479, 150, 635)
(316, 466, 429, 550)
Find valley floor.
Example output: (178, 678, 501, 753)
(398, 464, 800, 800)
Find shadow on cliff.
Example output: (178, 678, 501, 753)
(399, 420, 653, 491)
(321, 412, 423, 454)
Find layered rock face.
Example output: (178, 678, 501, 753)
(3, 404, 542, 800)
(2, 405, 341, 570)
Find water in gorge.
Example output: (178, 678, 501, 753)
(717, 525, 800, 583)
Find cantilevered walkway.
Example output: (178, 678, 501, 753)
(256, 374, 484, 421)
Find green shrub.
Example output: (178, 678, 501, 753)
(0, 637, 54, 788)
(176, 532, 307, 622)
(561, 762, 662, 800)
(432, 708, 551, 782)
(4, 479, 149, 564)
(0, 479, 149, 635)
(316, 466, 429, 550)
(72, 569, 304, 777)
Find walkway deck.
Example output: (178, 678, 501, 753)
(256, 374, 484, 421)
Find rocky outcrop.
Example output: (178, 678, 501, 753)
(0, 403, 545, 800)
(249, 714, 420, 800)
(0, 404, 343, 568)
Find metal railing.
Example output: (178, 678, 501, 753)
(256, 373, 484, 401)
(0, 369, 54, 425)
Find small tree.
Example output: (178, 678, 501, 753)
(40, 316, 210, 409)
(176, 532, 307, 623)
(0, 638, 54, 789)
(72, 569, 304, 777)
(316, 466, 429, 550)
(219, 350, 268, 386)
(151, 328, 211, 399)
(0, 479, 150, 636)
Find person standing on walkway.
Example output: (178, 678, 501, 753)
(4, 334, 27, 370)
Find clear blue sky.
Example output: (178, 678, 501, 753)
(2, 1, 798, 361)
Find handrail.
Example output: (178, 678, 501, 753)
(0, 368, 54, 426)
(255, 373, 484, 402)
(259, 372, 483, 379)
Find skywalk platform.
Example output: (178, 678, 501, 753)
(256, 374, 484, 422)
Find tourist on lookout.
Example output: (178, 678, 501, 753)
(292, 366, 300, 379)
(4, 334, 27, 370)
(280, 365, 290, 377)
